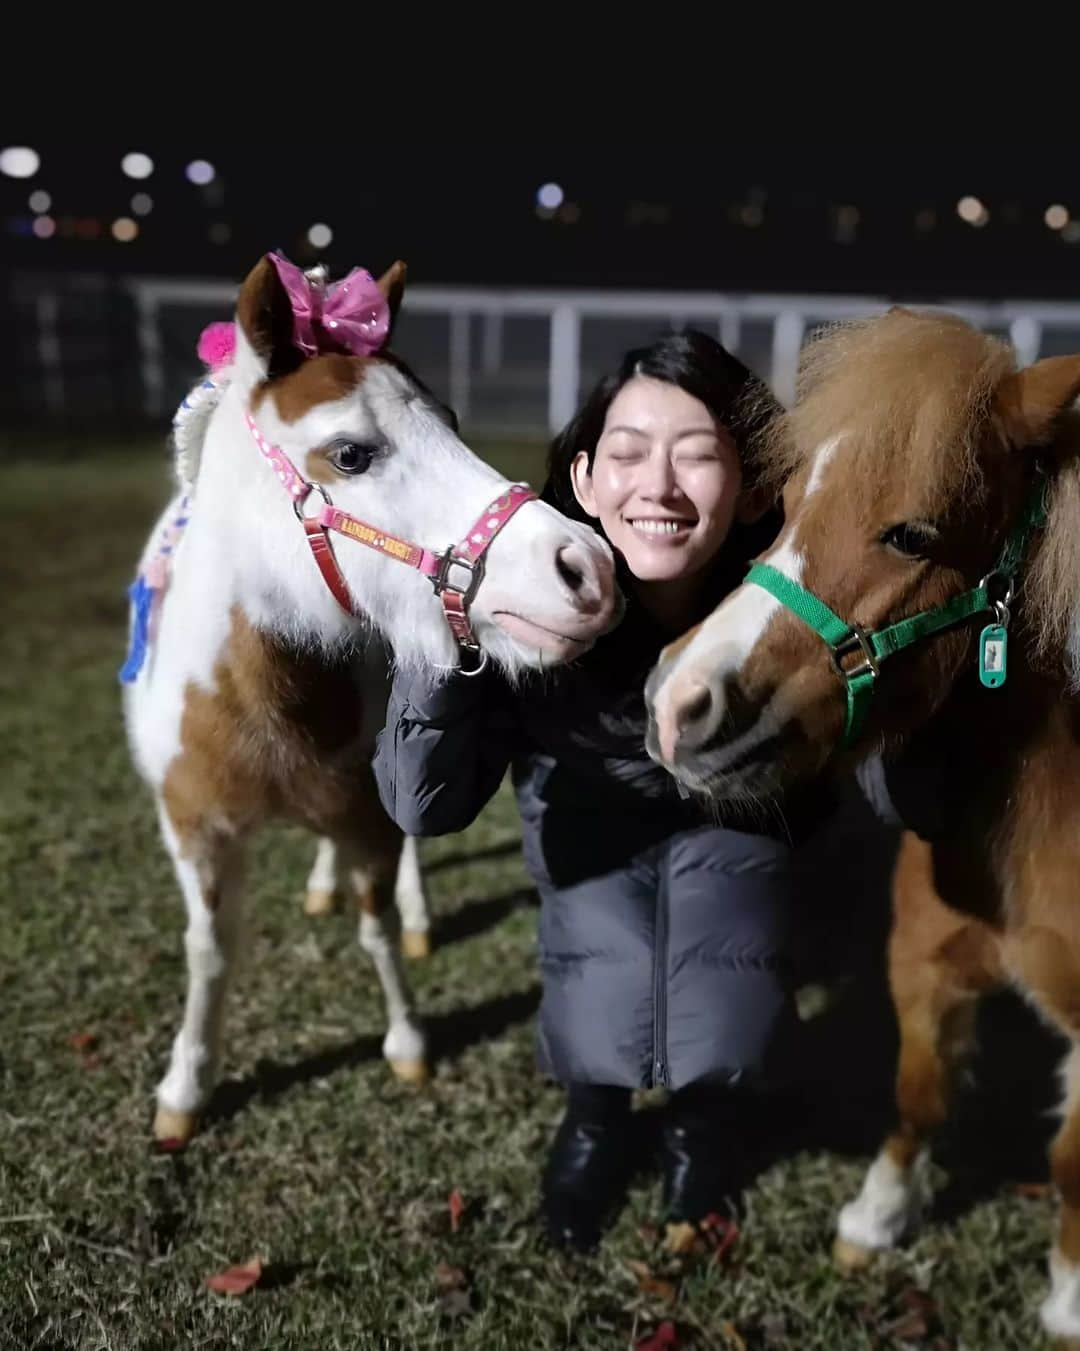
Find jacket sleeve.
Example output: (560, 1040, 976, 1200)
(372, 663, 522, 837)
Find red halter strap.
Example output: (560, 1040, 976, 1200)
(245, 412, 536, 653)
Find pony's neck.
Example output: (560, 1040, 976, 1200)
(214, 603, 371, 753)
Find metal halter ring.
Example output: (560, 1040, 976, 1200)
(980, 570, 1015, 610)
(293, 480, 332, 522)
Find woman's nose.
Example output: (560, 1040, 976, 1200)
(639, 449, 678, 498)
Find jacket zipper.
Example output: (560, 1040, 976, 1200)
(652, 860, 670, 1088)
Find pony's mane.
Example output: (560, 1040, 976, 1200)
(759, 307, 1080, 688)
(1027, 423, 1080, 686)
(760, 308, 1017, 510)
(171, 370, 232, 492)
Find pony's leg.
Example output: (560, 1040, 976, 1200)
(395, 836, 431, 959)
(154, 810, 247, 1145)
(336, 791, 427, 1083)
(1007, 929, 1080, 1345)
(835, 834, 1001, 1270)
(303, 836, 339, 916)
(1040, 1041, 1080, 1347)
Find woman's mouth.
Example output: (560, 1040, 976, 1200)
(624, 516, 697, 541)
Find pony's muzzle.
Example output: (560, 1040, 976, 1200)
(553, 540, 618, 626)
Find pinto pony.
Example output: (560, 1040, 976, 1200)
(124, 252, 618, 1147)
(645, 307, 1080, 1345)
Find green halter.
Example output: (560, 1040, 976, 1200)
(744, 475, 1049, 748)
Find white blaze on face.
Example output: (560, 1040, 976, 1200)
(804, 435, 841, 498)
(651, 532, 806, 762)
(650, 436, 844, 765)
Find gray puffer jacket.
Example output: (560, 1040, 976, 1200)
(372, 589, 834, 1094)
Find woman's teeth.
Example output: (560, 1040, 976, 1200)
(627, 519, 692, 535)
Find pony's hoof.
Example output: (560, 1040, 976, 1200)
(388, 1057, 429, 1085)
(304, 888, 337, 917)
(401, 929, 431, 960)
(833, 1236, 878, 1272)
(153, 1106, 199, 1147)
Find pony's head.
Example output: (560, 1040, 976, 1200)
(218, 253, 620, 673)
(645, 307, 1080, 799)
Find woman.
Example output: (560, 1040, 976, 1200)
(373, 332, 821, 1251)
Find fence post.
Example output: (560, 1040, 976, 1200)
(35, 292, 63, 416)
(772, 310, 805, 409)
(1008, 315, 1042, 368)
(133, 286, 164, 420)
(549, 305, 580, 435)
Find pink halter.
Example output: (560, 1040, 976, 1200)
(245, 412, 536, 656)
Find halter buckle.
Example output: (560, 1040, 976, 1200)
(830, 624, 880, 682)
(431, 548, 486, 606)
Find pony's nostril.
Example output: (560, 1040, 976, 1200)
(555, 545, 586, 594)
(680, 683, 713, 733)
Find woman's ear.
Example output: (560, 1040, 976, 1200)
(570, 451, 599, 517)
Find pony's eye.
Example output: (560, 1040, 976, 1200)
(880, 522, 939, 559)
(327, 439, 379, 475)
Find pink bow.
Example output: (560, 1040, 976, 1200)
(268, 250, 391, 359)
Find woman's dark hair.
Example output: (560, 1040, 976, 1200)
(541, 329, 780, 527)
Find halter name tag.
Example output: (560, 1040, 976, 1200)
(979, 624, 1008, 689)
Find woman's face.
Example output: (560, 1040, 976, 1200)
(571, 376, 742, 584)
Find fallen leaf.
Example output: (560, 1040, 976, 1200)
(662, 1222, 699, 1256)
(79, 1054, 102, 1071)
(642, 1277, 677, 1304)
(723, 1322, 748, 1351)
(898, 1287, 939, 1319)
(661, 1213, 739, 1262)
(701, 1213, 739, 1264)
(1013, 1181, 1052, 1199)
(434, 1261, 467, 1291)
(635, 1320, 679, 1350)
(70, 1033, 97, 1052)
(885, 1309, 929, 1341)
(203, 1257, 263, 1296)
(448, 1190, 465, 1233)
(625, 1259, 678, 1305)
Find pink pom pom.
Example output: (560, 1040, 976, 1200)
(197, 321, 236, 371)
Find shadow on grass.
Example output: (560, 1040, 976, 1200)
(432, 886, 539, 948)
(203, 986, 542, 1131)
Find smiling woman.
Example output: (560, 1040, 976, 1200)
(568, 377, 745, 633)
(371, 331, 837, 1254)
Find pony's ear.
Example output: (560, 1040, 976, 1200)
(376, 260, 407, 336)
(996, 355, 1080, 448)
(234, 256, 302, 385)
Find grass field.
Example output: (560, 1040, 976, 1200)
(0, 435, 1069, 1348)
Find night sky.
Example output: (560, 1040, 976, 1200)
(4, 138, 1080, 300)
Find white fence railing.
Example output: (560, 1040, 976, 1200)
(24, 273, 1080, 433)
